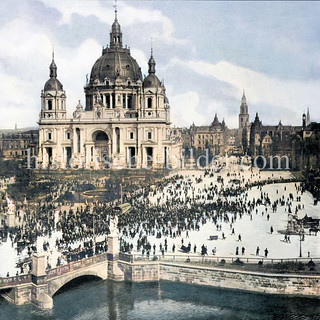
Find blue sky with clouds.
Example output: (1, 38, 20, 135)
(0, 0, 319, 129)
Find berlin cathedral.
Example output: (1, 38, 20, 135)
(38, 9, 182, 169)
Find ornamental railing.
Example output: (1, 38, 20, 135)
(0, 274, 32, 288)
(46, 252, 108, 279)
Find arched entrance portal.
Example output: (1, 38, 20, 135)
(93, 131, 110, 162)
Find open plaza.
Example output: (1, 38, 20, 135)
(0, 162, 319, 279)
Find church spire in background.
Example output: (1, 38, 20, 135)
(306, 107, 311, 126)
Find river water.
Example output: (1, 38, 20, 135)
(0, 279, 319, 320)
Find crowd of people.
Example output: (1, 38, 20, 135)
(0, 162, 317, 277)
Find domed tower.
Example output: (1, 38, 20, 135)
(142, 48, 170, 122)
(39, 52, 67, 121)
(84, 8, 142, 112)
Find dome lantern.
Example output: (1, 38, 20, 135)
(148, 47, 156, 75)
(49, 50, 57, 78)
(109, 2, 122, 49)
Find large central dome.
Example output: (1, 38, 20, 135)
(90, 48, 142, 83)
(89, 14, 142, 83)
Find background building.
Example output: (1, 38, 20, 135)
(0, 129, 38, 160)
(189, 114, 228, 157)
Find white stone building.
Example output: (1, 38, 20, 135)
(38, 11, 182, 170)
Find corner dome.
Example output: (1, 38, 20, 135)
(143, 74, 161, 88)
(44, 52, 63, 91)
(90, 50, 142, 83)
(44, 77, 63, 91)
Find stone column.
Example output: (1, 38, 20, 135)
(107, 222, 124, 281)
(32, 254, 46, 278)
(31, 254, 53, 309)
(84, 145, 89, 169)
(73, 128, 77, 155)
(112, 127, 116, 155)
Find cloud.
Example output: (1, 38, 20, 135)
(0, 18, 54, 128)
(0, 1, 318, 131)
(43, 0, 187, 45)
(0, 72, 37, 128)
(170, 91, 206, 127)
(170, 58, 320, 125)
(130, 48, 148, 75)
(0, 14, 102, 127)
(52, 38, 102, 115)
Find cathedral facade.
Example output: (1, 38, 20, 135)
(38, 11, 182, 170)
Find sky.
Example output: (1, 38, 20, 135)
(0, 0, 319, 129)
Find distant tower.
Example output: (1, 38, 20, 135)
(249, 112, 262, 156)
(239, 90, 249, 129)
(302, 113, 306, 129)
(306, 108, 311, 126)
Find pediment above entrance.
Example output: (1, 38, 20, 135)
(142, 139, 157, 145)
(42, 141, 57, 146)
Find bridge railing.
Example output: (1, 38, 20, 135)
(0, 274, 32, 288)
(46, 252, 108, 280)
(131, 253, 320, 266)
(119, 252, 133, 263)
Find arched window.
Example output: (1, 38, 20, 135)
(48, 131, 52, 140)
(48, 100, 53, 110)
(147, 97, 152, 109)
(61, 100, 64, 109)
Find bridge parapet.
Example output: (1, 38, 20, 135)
(0, 274, 32, 289)
(119, 252, 133, 263)
(46, 253, 108, 280)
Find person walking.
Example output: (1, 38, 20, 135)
(256, 246, 260, 256)
(270, 226, 273, 234)
(264, 248, 269, 258)
(236, 247, 239, 255)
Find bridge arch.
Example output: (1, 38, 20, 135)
(52, 275, 102, 297)
(48, 266, 108, 297)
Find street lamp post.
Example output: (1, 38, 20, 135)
(299, 227, 304, 258)
(92, 211, 96, 255)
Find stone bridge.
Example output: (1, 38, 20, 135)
(1, 236, 319, 309)
(0, 233, 124, 309)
